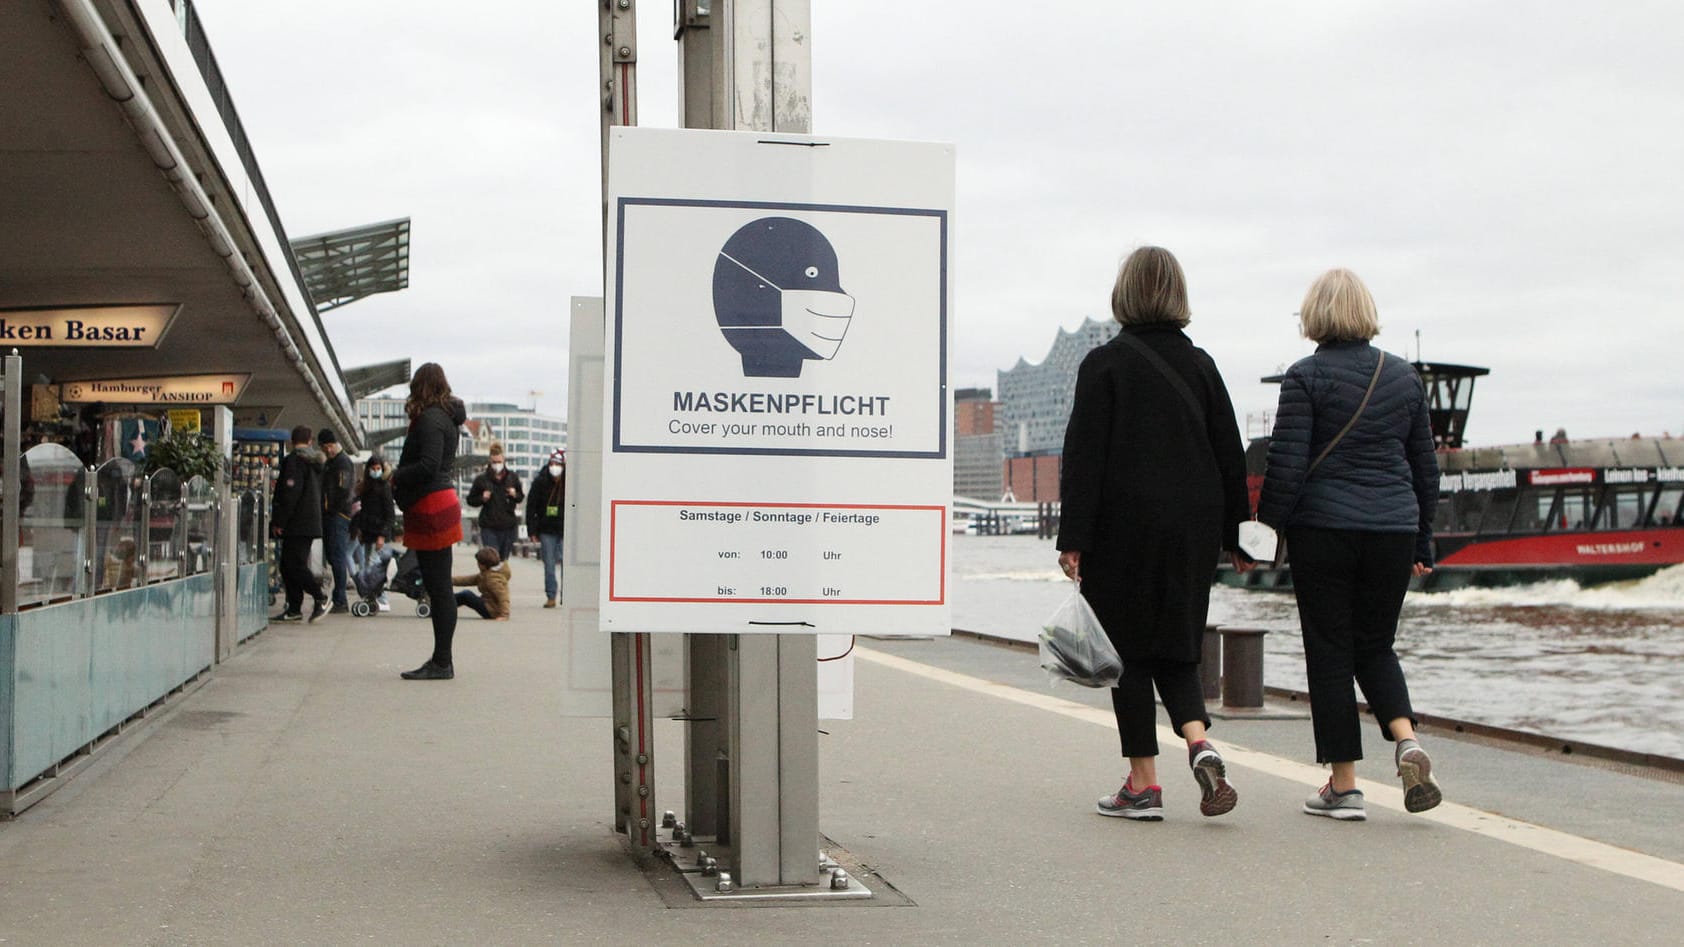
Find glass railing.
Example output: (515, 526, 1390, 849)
(94, 457, 142, 593)
(146, 468, 183, 583)
(17, 443, 89, 608)
(184, 475, 216, 575)
(238, 489, 263, 564)
(3, 445, 269, 609)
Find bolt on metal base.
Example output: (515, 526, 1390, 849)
(657, 830, 873, 902)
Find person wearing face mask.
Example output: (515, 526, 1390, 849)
(525, 448, 566, 607)
(350, 454, 397, 611)
(467, 441, 524, 563)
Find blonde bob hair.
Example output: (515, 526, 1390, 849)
(1111, 246, 1191, 327)
(1299, 268, 1380, 342)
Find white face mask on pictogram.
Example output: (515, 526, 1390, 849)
(779, 289, 856, 359)
(720, 252, 855, 361)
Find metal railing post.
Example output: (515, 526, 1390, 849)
(1, 351, 20, 615)
(81, 465, 97, 598)
(138, 475, 151, 587)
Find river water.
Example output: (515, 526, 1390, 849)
(950, 533, 1684, 759)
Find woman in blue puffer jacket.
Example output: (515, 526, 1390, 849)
(1258, 268, 1443, 821)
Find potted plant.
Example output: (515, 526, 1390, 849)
(144, 430, 226, 482)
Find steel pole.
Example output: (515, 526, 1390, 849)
(599, 0, 657, 852)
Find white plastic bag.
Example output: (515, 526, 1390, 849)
(1038, 585, 1122, 688)
(307, 538, 331, 589)
(1238, 520, 1279, 562)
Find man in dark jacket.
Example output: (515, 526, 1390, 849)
(319, 427, 356, 613)
(467, 441, 523, 562)
(525, 448, 566, 607)
(272, 425, 327, 622)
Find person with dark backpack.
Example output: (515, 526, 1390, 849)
(525, 448, 566, 607)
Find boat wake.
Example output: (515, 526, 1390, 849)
(1411, 563, 1684, 610)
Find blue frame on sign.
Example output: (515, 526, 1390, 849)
(611, 197, 948, 460)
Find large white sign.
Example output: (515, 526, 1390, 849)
(600, 127, 953, 635)
(0, 304, 179, 347)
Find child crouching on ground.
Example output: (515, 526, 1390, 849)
(454, 546, 511, 620)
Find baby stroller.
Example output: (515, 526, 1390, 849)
(384, 548, 433, 618)
(350, 546, 431, 618)
(349, 553, 390, 618)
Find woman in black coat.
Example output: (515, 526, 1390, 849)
(391, 362, 468, 681)
(1056, 246, 1253, 820)
(1257, 268, 1442, 820)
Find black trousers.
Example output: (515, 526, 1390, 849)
(279, 535, 323, 614)
(1110, 658, 1209, 759)
(455, 590, 492, 619)
(418, 548, 458, 666)
(1288, 526, 1418, 763)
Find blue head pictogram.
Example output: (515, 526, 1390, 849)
(712, 217, 855, 378)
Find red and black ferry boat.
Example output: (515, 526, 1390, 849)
(1225, 361, 1684, 591)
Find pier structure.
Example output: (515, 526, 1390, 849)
(2, 553, 1682, 941)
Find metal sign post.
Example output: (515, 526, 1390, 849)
(599, 0, 657, 852)
(674, 0, 818, 891)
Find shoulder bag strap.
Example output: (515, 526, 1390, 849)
(1116, 332, 1205, 426)
(1306, 350, 1386, 475)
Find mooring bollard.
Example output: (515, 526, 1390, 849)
(1198, 624, 1222, 700)
(1219, 627, 1267, 709)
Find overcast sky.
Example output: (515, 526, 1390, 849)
(199, 0, 1684, 447)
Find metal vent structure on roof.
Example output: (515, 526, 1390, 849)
(290, 218, 411, 312)
(344, 358, 412, 400)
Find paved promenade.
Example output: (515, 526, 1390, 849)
(3, 551, 1682, 944)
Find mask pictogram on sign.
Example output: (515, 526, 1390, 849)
(711, 217, 855, 378)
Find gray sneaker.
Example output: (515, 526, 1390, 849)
(1302, 782, 1366, 821)
(1396, 741, 1443, 813)
(1097, 781, 1164, 821)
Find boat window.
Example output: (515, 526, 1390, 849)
(1599, 486, 1648, 530)
(1511, 487, 1547, 532)
(1538, 489, 1563, 532)
(1557, 486, 1595, 531)
(1652, 485, 1684, 526)
(1431, 492, 1454, 533)
(1451, 490, 1488, 532)
(1479, 488, 1519, 535)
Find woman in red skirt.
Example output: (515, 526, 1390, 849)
(391, 362, 468, 680)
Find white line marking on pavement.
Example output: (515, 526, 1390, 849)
(856, 646, 1684, 894)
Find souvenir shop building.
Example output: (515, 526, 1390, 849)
(0, 0, 409, 813)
